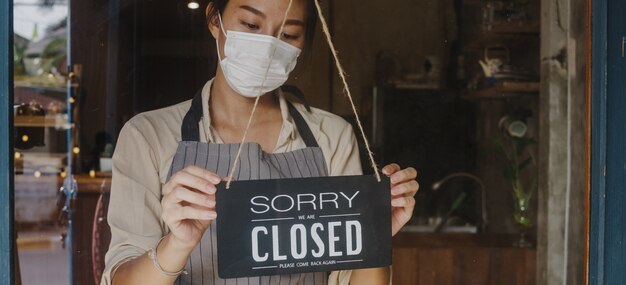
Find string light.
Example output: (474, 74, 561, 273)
(72, 147, 80, 154)
(34, 170, 42, 178)
(89, 169, 96, 178)
(14, 152, 22, 159)
(21, 135, 29, 142)
(187, 0, 199, 9)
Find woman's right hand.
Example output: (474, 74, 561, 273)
(161, 165, 222, 251)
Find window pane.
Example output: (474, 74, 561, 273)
(13, 0, 70, 284)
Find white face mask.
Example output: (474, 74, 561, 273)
(216, 14, 302, 98)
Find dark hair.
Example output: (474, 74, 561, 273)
(206, 0, 318, 49)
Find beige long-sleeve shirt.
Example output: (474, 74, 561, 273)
(102, 79, 362, 284)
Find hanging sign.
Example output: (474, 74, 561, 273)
(215, 175, 391, 278)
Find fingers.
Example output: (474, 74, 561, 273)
(165, 203, 217, 222)
(169, 169, 219, 195)
(391, 195, 415, 208)
(382, 164, 401, 176)
(389, 167, 417, 185)
(181, 205, 217, 220)
(162, 187, 217, 224)
(183, 165, 222, 184)
(170, 186, 216, 208)
(391, 180, 419, 196)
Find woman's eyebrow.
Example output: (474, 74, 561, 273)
(239, 5, 266, 18)
(285, 19, 305, 27)
(238, 5, 304, 27)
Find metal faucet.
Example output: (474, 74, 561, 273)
(432, 172, 488, 232)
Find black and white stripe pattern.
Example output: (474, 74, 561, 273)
(167, 142, 329, 285)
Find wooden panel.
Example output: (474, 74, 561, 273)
(392, 247, 418, 284)
(392, 233, 536, 285)
(418, 249, 455, 285)
(456, 248, 491, 285)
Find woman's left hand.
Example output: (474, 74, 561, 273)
(382, 163, 419, 236)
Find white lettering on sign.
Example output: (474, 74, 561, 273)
(250, 221, 363, 262)
(290, 224, 307, 259)
(340, 192, 360, 208)
(346, 221, 362, 255)
(272, 225, 287, 261)
(272, 195, 295, 212)
(252, 227, 269, 262)
(320, 193, 339, 209)
(311, 223, 325, 258)
(249, 192, 361, 214)
(297, 194, 317, 211)
(328, 222, 342, 257)
(250, 196, 270, 214)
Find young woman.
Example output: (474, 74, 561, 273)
(102, 0, 419, 284)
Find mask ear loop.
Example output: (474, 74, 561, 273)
(225, 0, 294, 189)
(215, 13, 227, 61)
(313, 0, 381, 182)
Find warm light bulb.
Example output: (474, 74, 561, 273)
(187, 1, 199, 9)
(34, 171, 42, 178)
(60, 171, 67, 178)
(69, 97, 75, 104)
(14, 152, 21, 159)
(72, 147, 80, 154)
(89, 169, 96, 178)
(21, 135, 29, 142)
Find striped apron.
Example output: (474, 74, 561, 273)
(167, 91, 329, 285)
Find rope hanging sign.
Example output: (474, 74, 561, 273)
(225, 0, 381, 189)
(214, 0, 392, 278)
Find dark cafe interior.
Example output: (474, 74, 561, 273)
(1, 0, 626, 284)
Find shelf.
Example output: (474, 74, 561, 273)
(485, 21, 540, 35)
(464, 33, 538, 50)
(463, 81, 540, 100)
(14, 114, 71, 129)
(14, 82, 66, 93)
(389, 82, 445, 91)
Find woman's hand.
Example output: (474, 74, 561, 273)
(382, 163, 419, 236)
(161, 165, 222, 251)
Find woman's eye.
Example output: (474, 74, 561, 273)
(240, 21, 259, 30)
(282, 33, 299, 40)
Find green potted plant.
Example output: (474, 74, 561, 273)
(496, 115, 536, 247)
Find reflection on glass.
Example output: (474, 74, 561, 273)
(13, 0, 70, 284)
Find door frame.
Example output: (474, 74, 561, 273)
(1, 0, 625, 284)
(588, 0, 626, 283)
(0, 0, 14, 282)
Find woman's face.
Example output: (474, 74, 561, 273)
(208, 0, 308, 50)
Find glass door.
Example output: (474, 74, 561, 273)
(12, 0, 76, 284)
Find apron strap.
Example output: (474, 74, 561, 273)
(181, 89, 204, 142)
(181, 87, 319, 148)
(286, 101, 319, 148)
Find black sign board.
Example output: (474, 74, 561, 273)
(215, 175, 391, 278)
